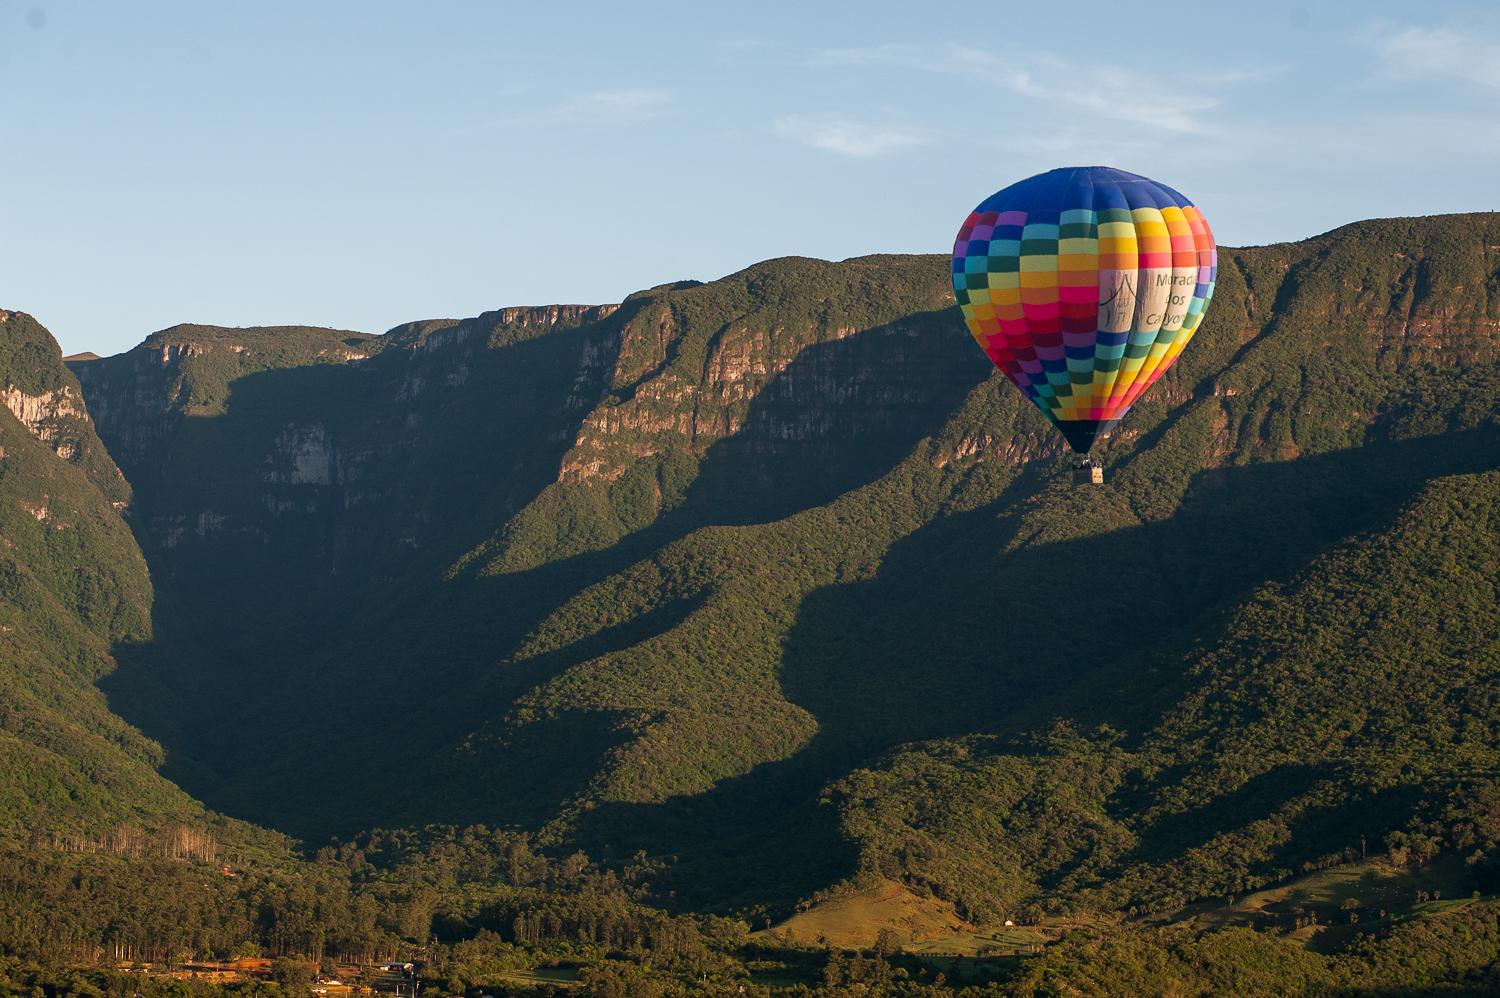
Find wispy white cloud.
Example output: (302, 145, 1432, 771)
(714, 38, 772, 53)
(810, 41, 1276, 136)
(1361, 21, 1500, 90)
(449, 87, 672, 136)
(772, 114, 934, 157)
(555, 88, 672, 117)
(1006, 67, 1215, 134)
(812, 41, 997, 76)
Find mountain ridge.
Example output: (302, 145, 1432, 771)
(69, 213, 1500, 874)
(1, 211, 1498, 989)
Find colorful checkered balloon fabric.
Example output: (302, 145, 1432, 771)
(952, 166, 1217, 454)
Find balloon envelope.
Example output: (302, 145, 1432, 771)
(952, 166, 1217, 453)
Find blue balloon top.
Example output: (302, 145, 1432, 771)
(973, 166, 1196, 223)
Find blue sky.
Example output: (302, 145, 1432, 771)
(4, 1, 1498, 355)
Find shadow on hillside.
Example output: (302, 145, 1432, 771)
(100, 306, 994, 839)
(560, 426, 1500, 915)
(679, 309, 990, 525)
(264, 309, 989, 831)
(97, 281, 1500, 914)
(98, 307, 646, 822)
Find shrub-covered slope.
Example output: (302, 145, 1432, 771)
(66, 213, 1500, 928)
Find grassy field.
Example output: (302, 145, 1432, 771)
(759, 878, 1090, 986)
(905, 924, 1055, 956)
(492, 966, 581, 989)
(1154, 854, 1482, 951)
(756, 878, 972, 948)
(762, 856, 1483, 961)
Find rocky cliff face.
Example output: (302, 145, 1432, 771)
(2, 382, 86, 459)
(73, 270, 986, 591)
(1, 309, 130, 504)
(71, 323, 380, 478)
(554, 261, 962, 486)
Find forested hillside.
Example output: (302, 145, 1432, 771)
(1, 212, 1497, 993)
(0, 308, 201, 841)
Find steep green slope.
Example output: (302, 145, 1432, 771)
(829, 467, 1500, 923)
(0, 313, 577, 971)
(0, 309, 206, 840)
(70, 213, 1500, 933)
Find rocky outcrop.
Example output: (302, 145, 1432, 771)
(387, 304, 620, 354)
(266, 424, 335, 486)
(70, 323, 379, 474)
(0, 311, 128, 503)
(2, 384, 85, 459)
(487, 303, 619, 330)
(70, 301, 634, 606)
(929, 430, 1062, 470)
(552, 259, 963, 485)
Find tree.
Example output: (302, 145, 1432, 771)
(823, 950, 847, 988)
(270, 958, 313, 993)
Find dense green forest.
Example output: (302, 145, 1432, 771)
(1, 213, 1498, 993)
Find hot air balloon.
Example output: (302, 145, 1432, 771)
(952, 167, 1217, 483)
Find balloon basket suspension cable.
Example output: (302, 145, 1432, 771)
(1072, 455, 1104, 486)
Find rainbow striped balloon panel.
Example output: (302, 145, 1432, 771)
(952, 166, 1217, 454)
